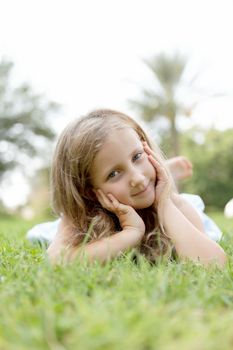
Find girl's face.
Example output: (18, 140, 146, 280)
(90, 128, 156, 209)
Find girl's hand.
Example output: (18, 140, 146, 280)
(94, 189, 145, 235)
(143, 142, 171, 205)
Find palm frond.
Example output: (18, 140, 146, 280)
(144, 52, 187, 93)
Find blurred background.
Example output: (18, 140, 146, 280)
(0, 0, 233, 220)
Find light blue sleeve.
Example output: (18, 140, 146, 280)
(26, 219, 60, 246)
(180, 193, 222, 242)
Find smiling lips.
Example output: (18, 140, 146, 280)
(132, 182, 150, 197)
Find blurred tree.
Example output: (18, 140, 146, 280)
(181, 128, 233, 209)
(22, 166, 54, 220)
(0, 58, 60, 182)
(129, 52, 195, 156)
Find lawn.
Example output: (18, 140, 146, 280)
(0, 213, 233, 350)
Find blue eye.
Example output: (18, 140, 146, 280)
(133, 152, 143, 162)
(107, 170, 119, 179)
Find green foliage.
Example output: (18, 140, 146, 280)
(0, 215, 233, 349)
(0, 58, 60, 182)
(180, 128, 233, 209)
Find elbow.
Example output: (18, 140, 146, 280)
(47, 245, 59, 265)
(47, 243, 85, 265)
(188, 245, 227, 268)
(217, 248, 227, 267)
(206, 246, 227, 268)
(46, 243, 68, 265)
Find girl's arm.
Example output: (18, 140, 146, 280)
(47, 192, 145, 264)
(162, 198, 226, 267)
(171, 193, 205, 232)
(47, 221, 144, 264)
(73, 227, 143, 263)
(143, 143, 227, 267)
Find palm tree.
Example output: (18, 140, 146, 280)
(129, 52, 193, 156)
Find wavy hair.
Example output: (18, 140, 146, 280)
(51, 109, 174, 262)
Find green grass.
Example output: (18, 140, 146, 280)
(0, 214, 233, 350)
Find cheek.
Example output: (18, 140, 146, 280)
(145, 157, 156, 180)
(101, 183, 125, 198)
(103, 183, 129, 203)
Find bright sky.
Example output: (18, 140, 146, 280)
(1, 0, 233, 208)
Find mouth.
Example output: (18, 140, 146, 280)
(132, 182, 150, 196)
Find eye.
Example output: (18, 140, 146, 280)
(132, 152, 143, 162)
(107, 170, 119, 180)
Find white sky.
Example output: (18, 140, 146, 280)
(1, 0, 233, 207)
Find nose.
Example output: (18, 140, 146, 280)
(129, 168, 145, 188)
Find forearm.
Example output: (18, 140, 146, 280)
(163, 199, 227, 266)
(48, 228, 143, 264)
(171, 193, 205, 232)
(73, 228, 143, 263)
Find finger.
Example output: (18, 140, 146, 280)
(148, 155, 168, 180)
(142, 141, 153, 153)
(147, 153, 159, 170)
(106, 193, 119, 207)
(143, 144, 168, 180)
(143, 143, 156, 158)
(96, 189, 114, 210)
(107, 193, 128, 215)
(96, 190, 127, 215)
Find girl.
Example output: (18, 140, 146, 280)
(45, 109, 226, 266)
(27, 155, 195, 243)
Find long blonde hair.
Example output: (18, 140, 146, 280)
(51, 109, 174, 262)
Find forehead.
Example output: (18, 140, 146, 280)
(91, 128, 141, 172)
(99, 127, 141, 156)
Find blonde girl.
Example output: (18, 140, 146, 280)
(47, 109, 226, 266)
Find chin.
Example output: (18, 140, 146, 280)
(133, 196, 155, 210)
